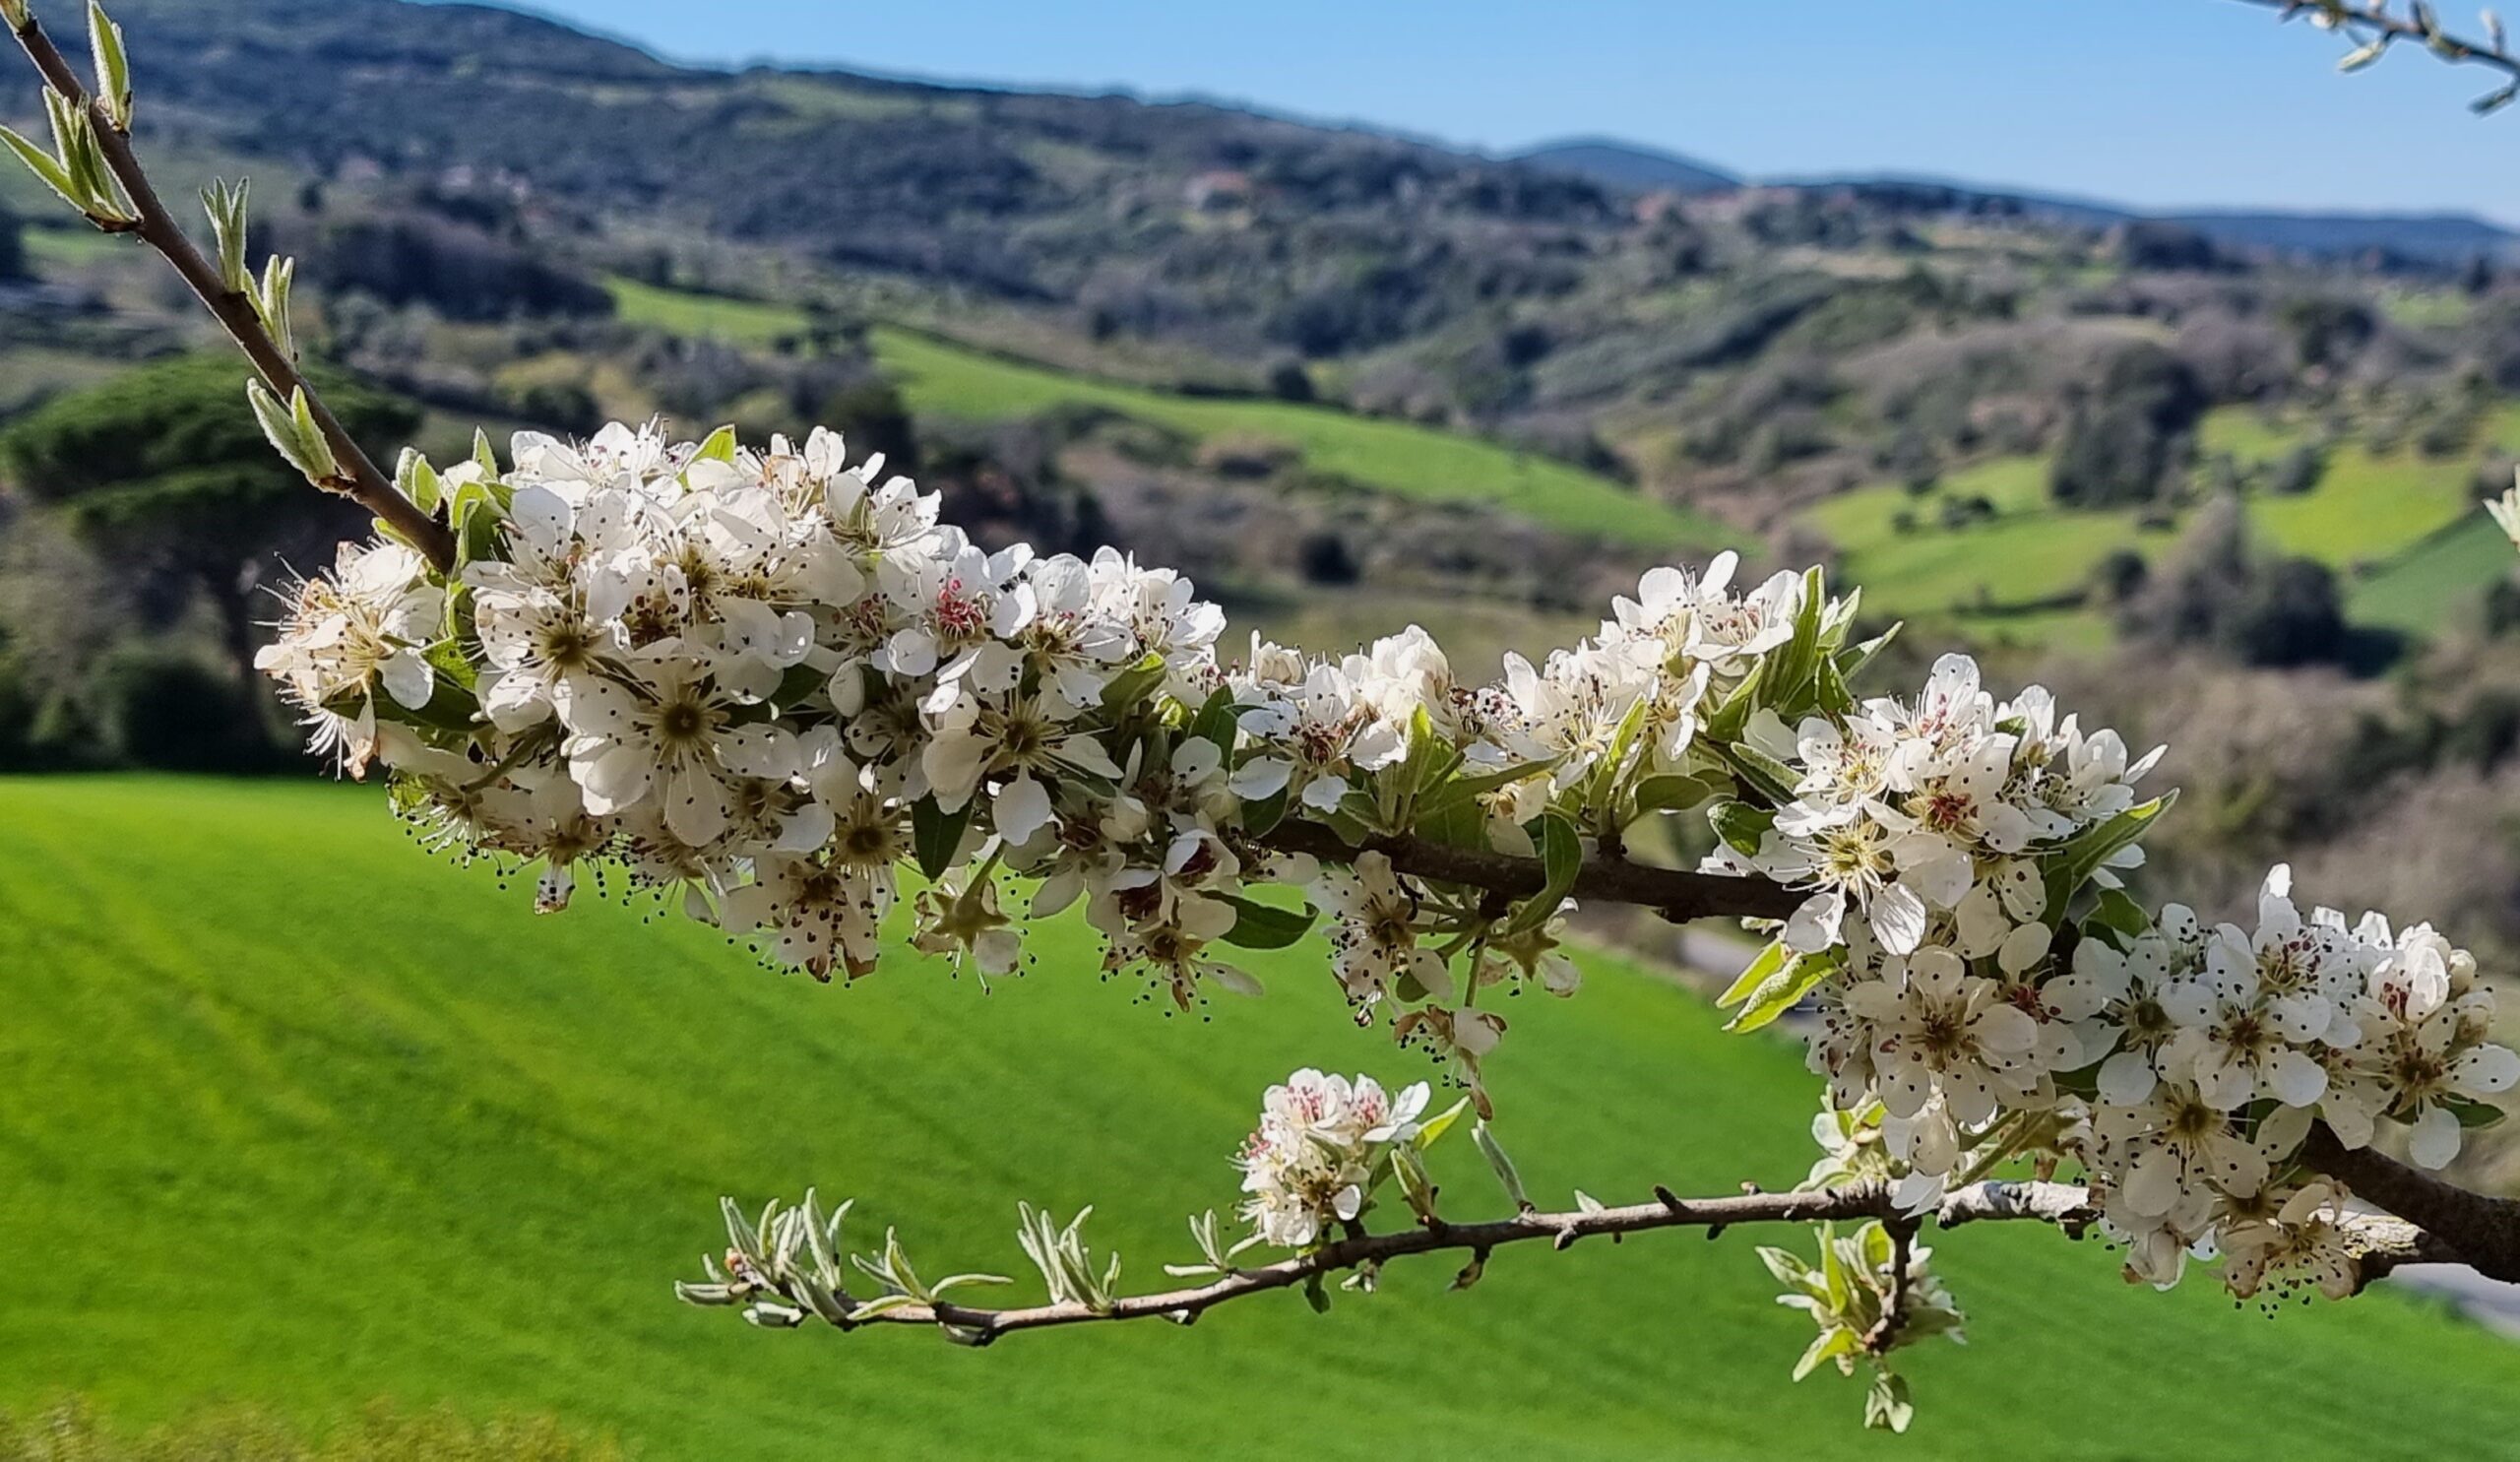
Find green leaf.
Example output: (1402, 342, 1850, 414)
(395, 447, 441, 516)
(1413, 1096, 1472, 1151)
(1400, 705, 1462, 800)
(912, 796, 969, 880)
(1188, 687, 1239, 757)
(1472, 1119, 1531, 1210)
(1714, 740, 1798, 806)
(1709, 798, 1775, 859)
(1816, 1223, 1852, 1311)
(1761, 566, 1829, 712)
(771, 660, 828, 713)
(2088, 886, 2150, 941)
(694, 423, 739, 464)
(1630, 772, 1717, 817)
(1703, 658, 1767, 744)
(1441, 757, 1557, 802)
(1755, 1244, 1812, 1289)
(89, 1, 134, 129)
(2042, 791, 2175, 913)
(201, 177, 251, 291)
(1863, 1371, 1915, 1433)
(246, 380, 332, 483)
(1838, 621, 1902, 690)
(1217, 894, 1314, 951)
(1099, 652, 1167, 714)
(1716, 939, 1790, 1010)
(1237, 784, 1289, 839)
(457, 490, 504, 567)
(44, 92, 116, 219)
(253, 253, 296, 357)
(421, 636, 478, 694)
(2441, 1096, 2507, 1130)
(0, 123, 81, 213)
(1792, 1325, 1859, 1383)
(1858, 1220, 1893, 1272)
(1411, 792, 1488, 851)
(1502, 811, 1582, 937)
(1811, 654, 1854, 717)
(1724, 949, 1839, 1034)
(287, 383, 339, 477)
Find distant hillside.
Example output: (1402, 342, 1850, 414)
(1775, 171, 2520, 265)
(1514, 138, 1738, 194)
(2164, 208, 2520, 264)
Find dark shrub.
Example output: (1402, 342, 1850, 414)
(95, 649, 284, 773)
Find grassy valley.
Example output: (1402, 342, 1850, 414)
(7, 778, 2520, 1458)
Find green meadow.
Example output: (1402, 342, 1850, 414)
(1798, 409, 2512, 648)
(603, 278, 1722, 551)
(6, 778, 2520, 1459)
(867, 327, 1723, 550)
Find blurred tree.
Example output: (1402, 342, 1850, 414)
(0, 355, 420, 693)
(2118, 493, 2347, 667)
(0, 204, 27, 283)
(2049, 343, 2203, 508)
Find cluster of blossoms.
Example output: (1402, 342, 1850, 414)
(1233, 1069, 1434, 1246)
(1727, 648, 2519, 1301)
(257, 424, 1850, 1104)
(2069, 874, 2518, 1294)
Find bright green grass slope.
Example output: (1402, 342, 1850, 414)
(2351, 515, 2514, 637)
(863, 329, 1720, 550)
(1804, 434, 2504, 647)
(601, 277, 1720, 551)
(7, 779, 2520, 1462)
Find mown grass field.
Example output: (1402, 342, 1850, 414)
(7, 778, 2520, 1460)
(603, 278, 1723, 551)
(1800, 408, 2513, 649)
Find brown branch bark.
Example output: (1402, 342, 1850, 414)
(8, 14, 457, 570)
(2303, 1125, 2520, 1283)
(1257, 820, 1807, 925)
(731, 1176, 2460, 1344)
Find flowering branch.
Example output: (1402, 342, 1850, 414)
(2, 4, 457, 567)
(686, 1172, 2477, 1343)
(15, 6, 2520, 1436)
(2230, 0, 2520, 111)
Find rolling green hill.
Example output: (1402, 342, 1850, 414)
(6, 778, 2520, 1460)
(603, 279, 1724, 552)
(1798, 409, 2518, 649)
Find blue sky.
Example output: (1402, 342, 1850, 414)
(468, 0, 2520, 222)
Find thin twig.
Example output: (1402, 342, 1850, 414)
(7, 12, 456, 568)
(2228, 0, 2520, 110)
